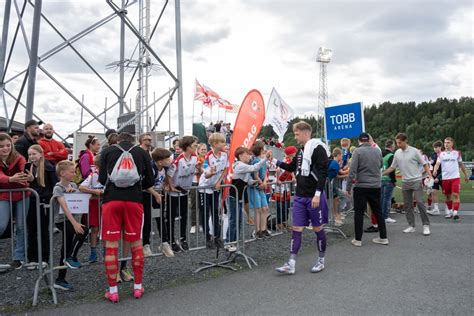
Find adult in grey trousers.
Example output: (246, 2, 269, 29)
(383, 133, 433, 236)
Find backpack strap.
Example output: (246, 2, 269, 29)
(113, 144, 139, 153)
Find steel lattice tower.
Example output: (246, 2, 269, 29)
(316, 47, 332, 139)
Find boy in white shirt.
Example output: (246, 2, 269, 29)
(198, 133, 229, 249)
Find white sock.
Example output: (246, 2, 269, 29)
(109, 286, 118, 294)
(434, 203, 439, 209)
(134, 283, 142, 290)
(373, 224, 378, 228)
(453, 210, 458, 215)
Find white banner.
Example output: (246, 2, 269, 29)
(265, 88, 294, 141)
(59, 193, 91, 214)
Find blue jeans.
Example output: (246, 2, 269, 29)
(227, 196, 242, 243)
(381, 182, 395, 219)
(0, 198, 30, 261)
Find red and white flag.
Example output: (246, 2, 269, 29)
(194, 79, 215, 108)
(195, 79, 237, 111)
(215, 98, 239, 112)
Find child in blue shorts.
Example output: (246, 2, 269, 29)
(249, 141, 270, 239)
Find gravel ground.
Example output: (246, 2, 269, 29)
(0, 206, 353, 315)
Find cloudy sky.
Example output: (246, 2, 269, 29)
(1, 0, 472, 139)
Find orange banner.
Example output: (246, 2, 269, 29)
(225, 89, 266, 189)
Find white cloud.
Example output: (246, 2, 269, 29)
(1, 0, 472, 139)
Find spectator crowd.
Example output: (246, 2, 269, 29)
(0, 119, 470, 302)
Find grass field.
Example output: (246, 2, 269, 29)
(392, 175, 474, 203)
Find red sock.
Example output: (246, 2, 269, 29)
(446, 200, 453, 210)
(453, 202, 460, 211)
(413, 201, 417, 208)
(371, 212, 377, 225)
(131, 246, 144, 285)
(104, 247, 119, 287)
(427, 198, 432, 206)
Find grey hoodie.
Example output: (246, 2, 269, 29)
(347, 143, 382, 190)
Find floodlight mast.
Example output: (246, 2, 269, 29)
(316, 47, 332, 140)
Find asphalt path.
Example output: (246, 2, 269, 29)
(32, 206, 474, 316)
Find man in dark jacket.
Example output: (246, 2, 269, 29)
(274, 121, 329, 275)
(15, 120, 40, 159)
(99, 132, 159, 302)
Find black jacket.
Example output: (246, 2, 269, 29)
(25, 160, 58, 203)
(15, 133, 38, 160)
(99, 141, 154, 204)
(277, 145, 328, 198)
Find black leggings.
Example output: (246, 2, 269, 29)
(142, 192, 166, 245)
(166, 194, 188, 244)
(27, 198, 50, 263)
(55, 220, 88, 281)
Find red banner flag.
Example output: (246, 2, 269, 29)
(224, 90, 266, 192)
(215, 98, 238, 112)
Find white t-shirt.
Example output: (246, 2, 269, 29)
(439, 150, 462, 180)
(198, 150, 229, 193)
(153, 167, 167, 191)
(167, 153, 198, 196)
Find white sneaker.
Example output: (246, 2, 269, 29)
(224, 244, 237, 252)
(351, 239, 362, 247)
(427, 208, 440, 216)
(190, 226, 196, 234)
(310, 258, 325, 273)
(276, 260, 295, 274)
(423, 225, 431, 236)
(385, 217, 397, 223)
(143, 244, 152, 257)
(403, 226, 416, 233)
(445, 209, 453, 218)
(161, 242, 175, 258)
(453, 211, 459, 220)
(372, 237, 389, 245)
(27, 262, 38, 270)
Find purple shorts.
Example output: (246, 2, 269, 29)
(292, 195, 328, 227)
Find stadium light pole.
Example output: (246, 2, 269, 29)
(316, 47, 332, 142)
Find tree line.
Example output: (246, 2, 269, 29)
(259, 97, 474, 160)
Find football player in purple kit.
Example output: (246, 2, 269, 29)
(275, 121, 329, 274)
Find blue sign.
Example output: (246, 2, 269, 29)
(324, 102, 365, 140)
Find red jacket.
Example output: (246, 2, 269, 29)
(0, 155, 30, 201)
(39, 138, 69, 164)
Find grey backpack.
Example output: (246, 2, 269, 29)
(108, 144, 141, 188)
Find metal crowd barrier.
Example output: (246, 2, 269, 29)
(0, 188, 55, 306)
(324, 178, 347, 238)
(8, 178, 351, 307)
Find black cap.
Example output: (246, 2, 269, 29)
(105, 129, 117, 138)
(358, 132, 370, 142)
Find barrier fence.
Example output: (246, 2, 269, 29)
(0, 178, 346, 307)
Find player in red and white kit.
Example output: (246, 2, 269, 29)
(433, 137, 469, 220)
